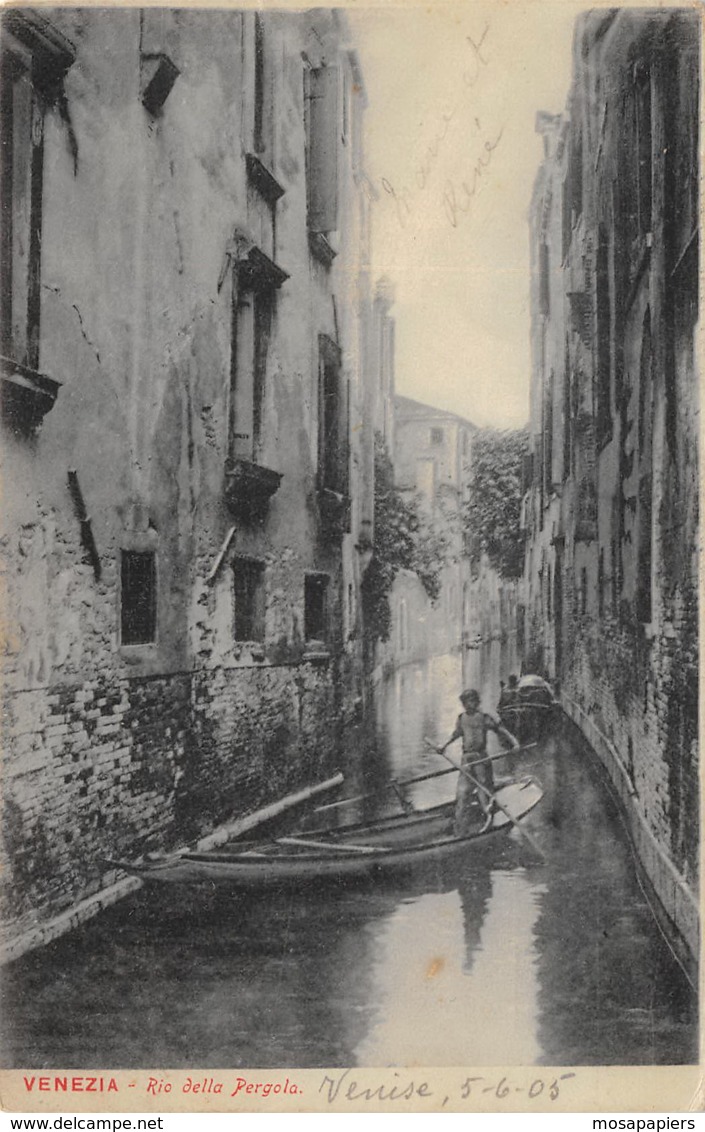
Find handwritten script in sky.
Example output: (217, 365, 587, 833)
(377, 23, 505, 230)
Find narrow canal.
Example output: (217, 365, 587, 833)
(2, 650, 697, 1068)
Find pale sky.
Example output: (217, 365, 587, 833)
(350, 1, 579, 429)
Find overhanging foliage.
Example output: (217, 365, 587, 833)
(362, 434, 446, 642)
(464, 428, 528, 579)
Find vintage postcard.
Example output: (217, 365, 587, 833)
(0, 0, 701, 1116)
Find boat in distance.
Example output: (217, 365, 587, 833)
(499, 674, 560, 742)
(104, 776, 543, 886)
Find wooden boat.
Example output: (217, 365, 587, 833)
(104, 776, 543, 886)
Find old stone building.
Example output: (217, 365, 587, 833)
(524, 10, 699, 971)
(1, 7, 380, 957)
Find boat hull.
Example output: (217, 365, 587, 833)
(107, 777, 543, 886)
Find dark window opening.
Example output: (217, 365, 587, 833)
(522, 451, 535, 493)
(598, 548, 605, 618)
(562, 341, 571, 483)
(571, 129, 583, 221)
(553, 550, 563, 675)
(121, 551, 157, 645)
(321, 353, 339, 488)
(636, 472, 653, 624)
(253, 12, 265, 154)
(638, 309, 652, 456)
(305, 573, 329, 642)
(252, 293, 272, 457)
(636, 306, 653, 624)
(250, 12, 275, 162)
(580, 566, 588, 617)
(233, 557, 265, 642)
(635, 66, 652, 239)
(318, 334, 348, 495)
(539, 242, 550, 317)
(543, 370, 554, 497)
(595, 224, 612, 444)
(430, 427, 444, 446)
(562, 173, 572, 264)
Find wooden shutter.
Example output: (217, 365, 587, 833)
(8, 59, 34, 363)
(306, 66, 339, 233)
(338, 376, 350, 497)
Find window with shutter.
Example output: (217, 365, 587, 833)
(0, 11, 74, 431)
(595, 224, 613, 446)
(305, 66, 339, 235)
(230, 288, 274, 465)
(252, 13, 275, 161)
(1, 14, 73, 366)
(222, 233, 287, 521)
(2, 46, 43, 369)
(634, 65, 652, 240)
(226, 235, 287, 468)
(538, 242, 550, 317)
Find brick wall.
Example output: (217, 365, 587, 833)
(2, 660, 341, 950)
(551, 553, 699, 967)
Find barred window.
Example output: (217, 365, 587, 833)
(233, 557, 266, 642)
(121, 551, 157, 645)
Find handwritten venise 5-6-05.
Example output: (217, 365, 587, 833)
(0, 0, 699, 1115)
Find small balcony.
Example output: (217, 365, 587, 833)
(245, 154, 285, 205)
(1, 355, 61, 434)
(225, 459, 282, 523)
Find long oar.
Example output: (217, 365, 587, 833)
(313, 744, 538, 816)
(312, 765, 458, 815)
(312, 741, 540, 820)
(424, 740, 545, 862)
(423, 738, 537, 772)
(429, 742, 538, 772)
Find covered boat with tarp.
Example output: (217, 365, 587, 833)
(498, 674, 560, 741)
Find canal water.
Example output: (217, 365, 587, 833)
(2, 649, 697, 1068)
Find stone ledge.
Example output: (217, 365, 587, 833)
(0, 875, 142, 966)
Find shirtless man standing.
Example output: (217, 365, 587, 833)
(438, 688, 519, 834)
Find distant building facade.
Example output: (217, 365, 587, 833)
(1, 7, 380, 956)
(524, 10, 699, 970)
(383, 395, 475, 666)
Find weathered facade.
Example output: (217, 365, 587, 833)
(1, 7, 379, 957)
(524, 10, 699, 970)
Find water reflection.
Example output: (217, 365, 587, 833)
(1, 649, 697, 1068)
(356, 869, 543, 1066)
(368, 648, 697, 1066)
